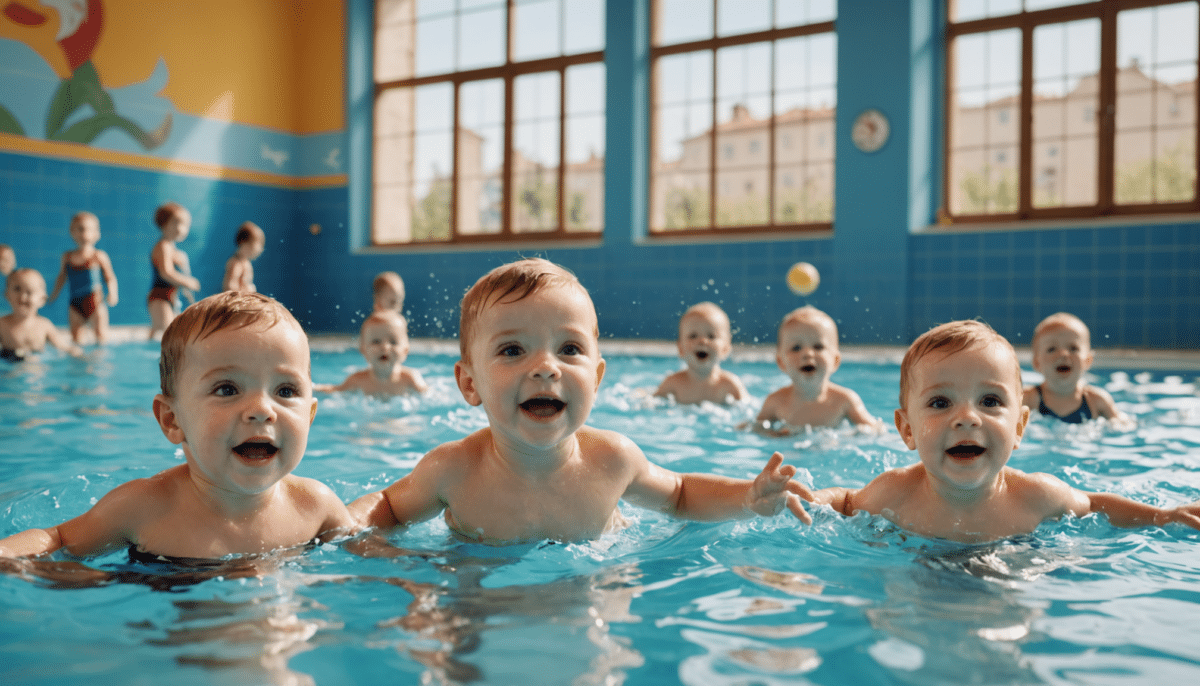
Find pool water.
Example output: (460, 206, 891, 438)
(2, 341, 1199, 685)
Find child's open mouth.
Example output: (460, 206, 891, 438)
(946, 444, 985, 459)
(801, 364, 817, 373)
(520, 397, 566, 418)
(695, 351, 709, 360)
(1056, 365, 1072, 373)
(233, 441, 279, 460)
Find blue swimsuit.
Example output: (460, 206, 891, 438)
(1036, 385, 1092, 423)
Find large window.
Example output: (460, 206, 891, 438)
(650, 0, 837, 236)
(946, 0, 1199, 222)
(373, 0, 605, 245)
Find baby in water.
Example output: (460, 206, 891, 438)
(350, 258, 813, 544)
(654, 301, 748, 405)
(754, 306, 883, 435)
(813, 320, 1200, 542)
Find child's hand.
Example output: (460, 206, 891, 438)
(1159, 502, 1200, 530)
(744, 452, 813, 524)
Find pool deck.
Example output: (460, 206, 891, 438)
(98, 326, 1200, 372)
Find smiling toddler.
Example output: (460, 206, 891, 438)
(654, 301, 747, 404)
(0, 291, 356, 560)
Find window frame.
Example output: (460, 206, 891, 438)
(371, 0, 605, 246)
(648, 2, 837, 238)
(943, 0, 1200, 224)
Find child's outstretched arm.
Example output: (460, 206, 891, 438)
(0, 481, 142, 558)
(98, 250, 118, 306)
(348, 443, 455, 531)
(47, 254, 69, 303)
(1086, 492, 1200, 530)
(43, 318, 83, 358)
(625, 449, 813, 524)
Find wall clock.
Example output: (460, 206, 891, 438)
(851, 108, 889, 153)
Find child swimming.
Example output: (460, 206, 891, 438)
(315, 311, 427, 397)
(1023, 312, 1129, 425)
(754, 306, 883, 435)
(349, 258, 813, 544)
(812, 320, 1200, 543)
(0, 268, 83, 361)
(373, 271, 405, 315)
(148, 201, 202, 341)
(48, 211, 119, 345)
(654, 301, 748, 404)
(0, 291, 357, 559)
(222, 221, 266, 293)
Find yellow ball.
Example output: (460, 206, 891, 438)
(786, 262, 820, 296)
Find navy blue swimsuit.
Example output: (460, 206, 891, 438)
(1036, 385, 1092, 423)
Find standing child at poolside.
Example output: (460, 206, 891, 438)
(1023, 312, 1129, 425)
(812, 320, 1200, 543)
(222, 221, 265, 293)
(350, 258, 813, 544)
(754, 306, 883, 435)
(0, 291, 357, 560)
(148, 201, 201, 341)
(655, 302, 748, 405)
(0, 268, 83, 360)
(48, 212, 119, 345)
(373, 271, 405, 315)
(315, 311, 427, 397)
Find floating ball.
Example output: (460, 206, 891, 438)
(786, 262, 820, 296)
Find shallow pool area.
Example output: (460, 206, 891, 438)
(1, 339, 1199, 685)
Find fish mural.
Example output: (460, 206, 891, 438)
(0, 0, 170, 148)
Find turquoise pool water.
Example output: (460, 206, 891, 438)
(1, 341, 1199, 685)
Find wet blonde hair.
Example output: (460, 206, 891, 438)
(70, 211, 98, 232)
(360, 310, 408, 339)
(458, 258, 595, 364)
(1032, 312, 1090, 348)
(680, 302, 732, 341)
(777, 306, 838, 348)
(899, 320, 1020, 409)
(373, 271, 405, 308)
(159, 291, 305, 397)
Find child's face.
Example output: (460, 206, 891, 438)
(69, 217, 99, 248)
(155, 320, 317, 497)
(677, 311, 731, 369)
(0, 249, 14, 276)
(373, 285, 402, 313)
(360, 319, 409, 371)
(164, 210, 192, 241)
(1032, 323, 1093, 387)
(895, 342, 1029, 494)
(455, 284, 606, 451)
(241, 238, 265, 260)
(776, 317, 840, 386)
(5, 272, 47, 315)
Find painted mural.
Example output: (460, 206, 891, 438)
(0, 0, 346, 183)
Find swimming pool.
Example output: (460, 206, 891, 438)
(1, 339, 1199, 685)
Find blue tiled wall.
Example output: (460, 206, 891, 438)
(0, 151, 302, 326)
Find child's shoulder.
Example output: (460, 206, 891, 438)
(826, 381, 864, 402)
(1001, 467, 1086, 514)
(578, 425, 644, 459)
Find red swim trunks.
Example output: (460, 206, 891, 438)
(147, 285, 178, 306)
(70, 291, 102, 319)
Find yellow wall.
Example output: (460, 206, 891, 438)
(91, 0, 344, 134)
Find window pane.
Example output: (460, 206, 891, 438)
(459, 80, 505, 235)
(563, 0, 604, 54)
(512, 72, 561, 233)
(1115, 2, 1198, 205)
(774, 34, 835, 224)
(717, 0, 771, 37)
(657, 0, 713, 45)
(565, 64, 605, 231)
(459, 5, 506, 70)
(1032, 19, 1099, 208)
(948, 28, 1021, 215)
(376, 0, 417, 82)
(776, 0, 836, 27)
(715, 43, 771, 226)
(514, 0, 561, 61)
(374, 84, 454, 244)
(952, 0, 1020, 23)
(653, 51, 714, 230)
